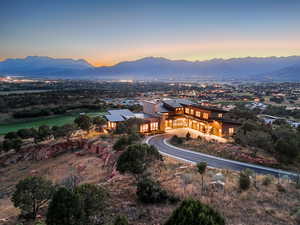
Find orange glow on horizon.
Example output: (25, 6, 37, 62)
(1, 40, 300, 67)
(85, 39, 300, 66)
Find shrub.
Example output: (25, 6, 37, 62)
(197, 135, 202, 140)
(239, 171, 251, 190)
(92, 116, 106, 127)
(113, 136, 129, 151)
(186, 132, 191, 140)
(243, 168, 254, 177)
(5, 131, 19, 139)
(116, 144, 162, 178)
(35, 222, 46, 225)
(262, 175, 273, 186)
(170, 135, 183, 145)
(277, 184, 286, 192)
(114, 215, 129, 225)
(295, 209, 300, 224)
(115, 118, 144, 134)
(17, 128, 35, 139)
(127, 132, 141, 143)
(113, 133, 141, 151)
(275, 137, 300, 163)
(2, 138, 23, 152)
(164, 199, 225, 225)
(136, 177, 178, 204)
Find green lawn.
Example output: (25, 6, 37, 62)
(0, 112, 106, 135)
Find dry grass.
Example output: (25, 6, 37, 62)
(0, 152, 106, 221)
(1, 147, 299, 225)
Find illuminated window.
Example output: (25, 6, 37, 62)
(195, 111, 201, 117)
(185, 108, 190, 114)
(176, 108, 183, 114)
(229, 128, 234, 135)
(218, 113, 223, 118)
(203, 113, 209, 119)
(150, 122, 158, 131)
(140, 124, 149, 133)
(109, 122, 116, 129)
(190, 109, 194, 115)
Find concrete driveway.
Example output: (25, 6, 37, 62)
(146, 133, 298, 180)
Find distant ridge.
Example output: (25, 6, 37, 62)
(1, 55, 300, 81)
(0, 56, 93, 77)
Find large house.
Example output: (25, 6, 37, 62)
(105, 99, 240, 137)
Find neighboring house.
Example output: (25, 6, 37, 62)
(259, 114, 300, 128)
(245, 102, 267, 110)
(258, 115, 279, 124)
(104, 99, 241, 137)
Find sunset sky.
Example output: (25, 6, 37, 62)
(1, 0, 300, 66)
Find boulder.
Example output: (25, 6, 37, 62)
(212, 172, 225, 182)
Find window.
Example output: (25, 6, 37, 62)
(218, 113, 223, 118)
(203, 113, 209, 119)
(190, 109, 194, 115)
(109, 122, 116, 129)
(229, 128, 234, 135)
(195, 111, 201, 117)
(150, 122, 158, 131)
(176, 108, 183, 114)
(185, 108, 190, 114)
(140, 124, 149, 133)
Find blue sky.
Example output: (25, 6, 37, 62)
(1, 0, 300, 65)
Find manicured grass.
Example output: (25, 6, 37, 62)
(0, 112, 106, 135)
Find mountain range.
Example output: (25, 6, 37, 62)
(1, 55, 300, 81)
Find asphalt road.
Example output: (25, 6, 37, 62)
(147, 134, 298, 180)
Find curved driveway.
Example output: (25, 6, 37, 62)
(147, 134, 298, 180)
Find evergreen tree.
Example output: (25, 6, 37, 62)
(165, 199, 225, 225)
(74, 115, 92, 132)
(114, 215, 129, 225)
(11, 176, 54, 219)
(46, 188, 84, 225)
(75, 184, 107, 222)
(197, 162, 207, 191)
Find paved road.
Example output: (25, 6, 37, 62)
(147, 134, 298, 180)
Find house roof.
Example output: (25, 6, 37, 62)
(105, 109, 135, 122)
(105, 114, 125, 122)
(215, 118, 242, 125)
(157, 104, 170, 113)
(163, 99, 194, 108)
